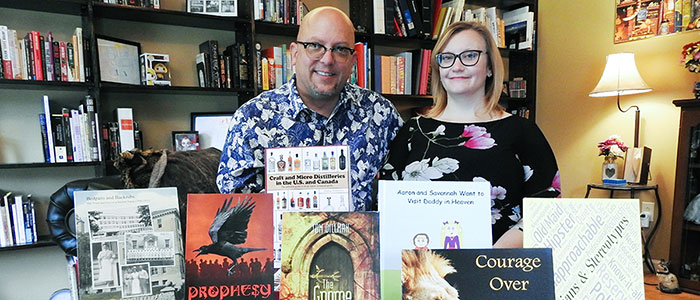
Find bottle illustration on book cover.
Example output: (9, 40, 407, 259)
(330, 151, 336, 170)
(322, 152, 329, 170)
(325, 196, 334, 211)
(313, 153, 321, 171)
(339, 195, 347, 211)
(268, 151, 276, 173)
(294, 153, 301, 171)
(298, 192, 304, 209)
(287, 151, 293, 171)
(276, 192, 281, 209)
(304, 151, 312, 171)
(306, 192, 311, 209)
(282, 192, 287, 209)
(280, 212, 379, 300)
(339, 149, 346, 170)
(277, 154, 286, 172)
(313, 191, 318, 209)
(290, 194, 296, 208)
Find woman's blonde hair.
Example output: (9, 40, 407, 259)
(423, 21, 505, 118)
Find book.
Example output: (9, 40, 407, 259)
(0, 192, 11, 247)
(0, 25, 13, 79)
(378, 180, 493, 299)
(402, 248, 555, 300)
(523, 198, 645, 300)
(195, 52, 209, 88)
(280, 212, 379, 300)
(3, 192, 15, 245)
(199, 40, 221, 88)
(186, 193, 274, 299)
(42, 95, 57, 163)
(11, 194, 26, 245)
(74, 187, 186, 299)
(115, 107, 135, 153)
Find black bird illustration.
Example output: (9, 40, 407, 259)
(194, 195, 266, 276)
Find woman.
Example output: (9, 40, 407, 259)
(96, 243, 117, 286)
(380, 21, 560, 248)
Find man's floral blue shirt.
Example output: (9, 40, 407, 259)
(217, 76, 403, 210)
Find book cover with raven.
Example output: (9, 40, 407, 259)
(279, 212, 379, 300)
(186, 193, 274, 300)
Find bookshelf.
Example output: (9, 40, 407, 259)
(0, 0, 538, 298)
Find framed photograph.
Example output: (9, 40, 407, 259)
(172, 131, 200, 152)
(191, 112, 234, 150)
(187, 0, 237, 16)
(96, 35, 141, 85)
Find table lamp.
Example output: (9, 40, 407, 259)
(589, 52, 652, 184)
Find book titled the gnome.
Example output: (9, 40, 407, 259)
(186, 193, 274, 300)
(279, 212, 379, 300)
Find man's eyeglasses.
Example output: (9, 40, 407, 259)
(294, 41, 355, 62)
(435, 50, 485, 68)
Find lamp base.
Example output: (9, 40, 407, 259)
(623, 146, 652, 185)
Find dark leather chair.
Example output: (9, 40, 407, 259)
(46, 176, 122, 256)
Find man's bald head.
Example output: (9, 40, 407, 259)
(297, 6, 355, 44)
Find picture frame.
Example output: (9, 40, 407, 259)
(191, 112, 234, 150)
(187, 0, 238, 16)
(96, 35, 142, 85)
(172, 131, 200, 152)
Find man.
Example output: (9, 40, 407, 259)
(217, 6, 402, 210)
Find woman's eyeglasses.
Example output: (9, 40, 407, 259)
(294, 41, 355, 62)
(435, 50, 485, 68)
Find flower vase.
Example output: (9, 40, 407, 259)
(602, 158, 618, 180)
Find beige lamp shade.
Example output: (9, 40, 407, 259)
(589, 53, 652, 97)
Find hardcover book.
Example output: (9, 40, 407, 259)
(186, 193, 274, 300)
(280, 212, 379, 300)
(378, 180, 493, 299)
(74, 187, 186, 299)
(402, 248, 555, 300)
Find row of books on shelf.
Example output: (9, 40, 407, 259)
(0, 26, 89, 82)
(256, 43, 294, 91)
(510, 106, 530, 119)
(40, 95, 101, 163)
(0, 192, 37, 248)
(615, 0, 691, 43)
(375, 48, 432, 95)
(195, 40, 251, 89)
(101, 115, 143, 161)
(375, 0, 535, 50)
(253, 0, 309, 24)
(98, 0, 161, 9)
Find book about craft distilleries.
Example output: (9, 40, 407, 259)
(279, 212, 379, 300)
(186, 193, 274, 300)
(74, 187, 185, 299)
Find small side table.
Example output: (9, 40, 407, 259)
(584, 183, 662, 274)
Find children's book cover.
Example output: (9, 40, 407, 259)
(74, 187, 185, 299)
(279, 212, 379, 300)
(378, 180, 493, 299)
(523, 198, 644, 300)
(402, 248, 554, 300)
(186, 193, 274, 300)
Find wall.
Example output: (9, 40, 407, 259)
(537, 0, 699, 259)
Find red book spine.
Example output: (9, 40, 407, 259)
(59, 42, 68, 82)
(354, 43, 365, 88)
(31, 31, 44, 81)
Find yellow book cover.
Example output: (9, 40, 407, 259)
(262, 57, 269, 90)
(380, 56, 391, 94)
(389, 56, 397, 94)
(433, 7, 447, 39)
(396, 55, 405, 95)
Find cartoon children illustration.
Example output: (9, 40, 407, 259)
(441, 220, 463, 249)
(412, 233, 430, 250)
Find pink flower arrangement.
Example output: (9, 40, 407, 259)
(682, 40, 700, 73)
(598, 135, 628, 161)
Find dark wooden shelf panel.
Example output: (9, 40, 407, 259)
(0, 79, 93, 90)
(686, 223, 700, 232)
(0, 161, 101, 169)
(99, 82, 251, 95)
(0, 0, 86, 15)
(0, 238, 56, 252)
(371, 34, 436, 49)
(254, 21, 299, 36)
(382, 94, 433, 110)
(93, 3, 250, 31)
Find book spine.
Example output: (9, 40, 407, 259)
(66, 42, 75, 82)
(199, 40, 221, 88)
(29, 199, 37, 243)
(45, 33, 54, 81)
(39, 35, 47, 81)
(39, 114, 51, 163)
(13, 195, 26, 245)
(9, 30, 20, 79)
(79, 111, 90, 162)
(115, 108, 135, 153)
(224, 55, 232, 89)
(239, 42, 250, 89)
(261, 57, 269, 90)
(2, 193, 14, 246)
(0, 197, 8, 247)
(83, 96, 99, 161)
(195, 52, 208, 87)
(219, 56, 227, 88)
(255, 42, 262, 91)
(69, 109, 83, 162)
(59, 42, 68, 81)
(0, 25, 12, 79)
(22, 198, 33, 244)
(61, 108, 74, 162)
(74, 28, 85, 82)
(52, 114, 68, 162)
(31, 31, 43, 81)
(24, 35, 34, 80)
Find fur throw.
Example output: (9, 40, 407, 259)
(114, 148, 222, 228)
